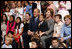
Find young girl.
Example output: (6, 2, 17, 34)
(6, 15, 16, 34)
(14, 17, 24, 48)
(1, 14, 8, 41)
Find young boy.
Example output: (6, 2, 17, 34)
(7, 31, 17, 48)
(1, 36, 12, 48)
(60, 15, 71, 45)
(38, 13, 48, 37)
(49, 37, 60, 48)
(53, 14, 63, 38)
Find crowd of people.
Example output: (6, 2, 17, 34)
(1, 1, 71, 48)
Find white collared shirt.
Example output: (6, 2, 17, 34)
(54, 21, 63, 35)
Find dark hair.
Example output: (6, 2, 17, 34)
(58, 43, 66, 48)
(10, 15, 15, 22)
(7, 31, 14, 35)
(15, 17, 21, 29)
(52, 37, 59, 42)
(31, 38, 42, 48)
(1, 14, 8, 25)
(39, 13, 45, 18)
(9, 15, 15, 27)
(54, 14, 62, 19)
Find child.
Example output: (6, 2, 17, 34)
(14, 17, 24, 48)
(6, 15, 16, 34)
(53, 14, 63, 38)
(29, 35, 42, 48)
(49, 37, 60, 48)
(58, 43, 66, 48)
(38, 13, 48, 37)
(60, 15, 71, 45)
(1, 36, 12, 48)
(7, 31, 17, 48)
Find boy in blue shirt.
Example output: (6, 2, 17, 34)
(60, 15, 71, 45)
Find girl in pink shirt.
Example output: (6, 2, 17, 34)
(6, 15, 16, 34)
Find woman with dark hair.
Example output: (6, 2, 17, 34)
(22, 12, 31, 48)
(1, 14, 8, 25)
(6, 15, 16, 34)
(14, 17, 24, 48)
(1, 14, 8, 42)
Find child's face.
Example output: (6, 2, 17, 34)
(52, 40, 59, 48)
(8, 33, 13, 38)
(9, 16, 13, 22)
(55, 16, 61, 23)
(29, 42, 38, 48)
(5, 37, 10, 45)
(39, 16, 43, 22)
(65, 18, 71, 26)
(3, 15, 6, 21)
(16, 18, 20, 23)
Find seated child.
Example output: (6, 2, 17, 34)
(49, 37, 60, 48)
(38, 13, 48, 37)
(1, 36, 12, 48)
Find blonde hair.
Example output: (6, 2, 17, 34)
(5, 36, 12, 44)
(64, 15, 71, 20)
